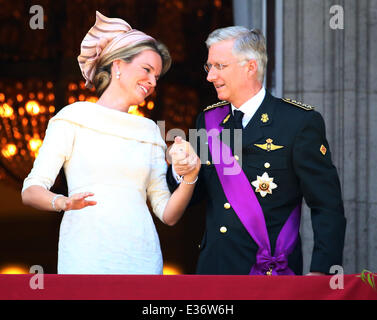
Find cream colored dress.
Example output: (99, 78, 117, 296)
(22, 102, 171, 274)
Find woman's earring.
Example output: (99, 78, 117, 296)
(116, 71, 121, 79)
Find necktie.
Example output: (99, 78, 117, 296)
(233, 110, 244, 129)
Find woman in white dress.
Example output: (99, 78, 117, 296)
(21, 12, 200, 274)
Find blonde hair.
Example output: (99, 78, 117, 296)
(206, 26, 268, 83)
(93, 40, 171, 97)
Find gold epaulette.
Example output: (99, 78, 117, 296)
(203, 100, 229, 112)
(283, 98, 315, 111)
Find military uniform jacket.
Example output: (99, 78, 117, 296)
(167, 91, 346, 275)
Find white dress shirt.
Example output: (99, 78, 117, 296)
(231, 86, 266, 128)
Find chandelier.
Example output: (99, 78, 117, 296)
(0, 79, 154, 188)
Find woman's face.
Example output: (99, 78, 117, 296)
(116, 49, 163, 106)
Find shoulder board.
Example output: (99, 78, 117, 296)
(282, 98, 315, 111)
(203, 100, 229, 112)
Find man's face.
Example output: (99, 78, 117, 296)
(206, 39, 249, 107)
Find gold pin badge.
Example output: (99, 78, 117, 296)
(254, 138, 284, 152)
(222, 114, 231, 124)
(261, 113, 269, 123)
(320, 144, 327, 155)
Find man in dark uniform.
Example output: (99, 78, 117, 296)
(167, 26, 346, 275)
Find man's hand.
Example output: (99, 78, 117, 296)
(169, 136, 200, 178)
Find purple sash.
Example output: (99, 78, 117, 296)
(205, 105, 301, 275)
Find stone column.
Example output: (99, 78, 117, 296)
(282, 0, 377, 274)
(232, 0, 266, 32)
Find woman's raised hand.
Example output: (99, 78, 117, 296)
(56, 192, 97, 211)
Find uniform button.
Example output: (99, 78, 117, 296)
(220, 226, 227, 233)
(224, 202, 231, 209)
(206, 160, 211, 165)
(234, 155, 239, 161)
(198, 244, 201, 249)
(264, 162, 271, 168)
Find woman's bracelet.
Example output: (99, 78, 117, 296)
(179, 175, 198, 185)
(51, 194, 64, 212)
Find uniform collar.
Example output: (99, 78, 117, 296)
(231, 86, 266, 118)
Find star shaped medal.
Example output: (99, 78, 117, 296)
(251, 172, 277, 197)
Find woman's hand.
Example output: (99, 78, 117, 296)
(169, 136, 201, 180)
(55, 192, 97, 211)
(163, 137, 201, 226)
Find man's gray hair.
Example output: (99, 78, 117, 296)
(205, 26, 268, 83)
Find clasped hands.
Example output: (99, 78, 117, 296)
(169, 136, 201, 183)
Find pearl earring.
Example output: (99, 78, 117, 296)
(116, 71, 121, 79)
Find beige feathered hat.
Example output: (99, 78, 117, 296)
(78, 11, 155, 88)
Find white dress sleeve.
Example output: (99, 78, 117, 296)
(146, 126, 171, 223)
(22, 119, 75, 193)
